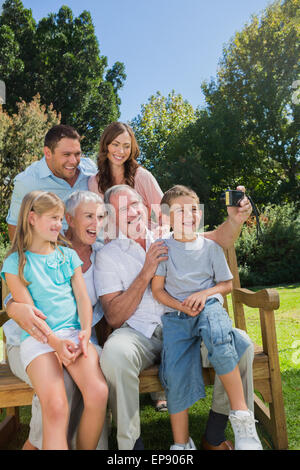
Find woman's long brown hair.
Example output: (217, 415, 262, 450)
(97, 122, 140, 194)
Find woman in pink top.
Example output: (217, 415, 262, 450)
(88, 122, 163, 229)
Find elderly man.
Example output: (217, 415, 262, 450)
(94, 184, 255, 450)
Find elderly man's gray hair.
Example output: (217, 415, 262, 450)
(103, 185, 142, 205)
(65, 190, 104, 216)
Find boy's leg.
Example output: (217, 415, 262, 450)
(26, 352, 69, 450)
(217, 365, 248, 410)
(199, 302, 261, 450)
(202, 339, 254, 449)
(66, 343, 108, 450)
(160, 312, 205, 448)
(170, 409, 189, 445)
(210, 334, 254, 415)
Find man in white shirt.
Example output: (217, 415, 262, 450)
(94, 184, 255, 450)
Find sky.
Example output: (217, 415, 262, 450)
(3, 0, 273, 122)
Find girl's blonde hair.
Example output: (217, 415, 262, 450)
(5, 191, 66, 285)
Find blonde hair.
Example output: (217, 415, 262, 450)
(5, 191, 66, 285)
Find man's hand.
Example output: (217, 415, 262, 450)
(227, 185, 252, 226)
(7, 302, 51, 343)
(141, 241, 168, 280)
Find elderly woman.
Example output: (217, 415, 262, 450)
(3, 190, 108, 450)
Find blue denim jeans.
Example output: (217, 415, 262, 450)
(159, 298, 251, 414)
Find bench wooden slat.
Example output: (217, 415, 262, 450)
(0, 364, 34, 408)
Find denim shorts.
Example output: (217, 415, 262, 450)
(159, 298, 251, 414)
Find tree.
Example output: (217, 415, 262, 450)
(0, 1, 126, 152)
(0, 94, 60, 228)
(201, 0, 300, 204)
(0, 0, 36, 109)
(140, 0, 300, 229)
(130, 90, 196, 170)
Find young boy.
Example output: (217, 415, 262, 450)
(151, 185, 262, 450)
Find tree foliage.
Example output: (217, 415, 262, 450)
(0, 0, 126, 152)
(200, 0, 300, 204)
(130, 90, 196, 169)
(0, 94, 60, 228)
(131, 0, 300, 229)
(236, 203, 300, 286)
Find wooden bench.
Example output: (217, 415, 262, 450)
(0, 246, 288, 449)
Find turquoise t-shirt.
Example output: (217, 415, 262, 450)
(1, 246, 82, 341)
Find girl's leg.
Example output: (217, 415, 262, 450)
(66, 344, 108, 450)
(26, 353, 69, 450)
(170, 409, 189, 445)
(218, 365, 248, 411)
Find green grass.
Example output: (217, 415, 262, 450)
(1, 283, 299, 450)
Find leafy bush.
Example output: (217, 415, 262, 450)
(236, 203, 300, 287)
(0, 95, 60, 228)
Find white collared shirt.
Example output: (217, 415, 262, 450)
(94, 229, 165, 338)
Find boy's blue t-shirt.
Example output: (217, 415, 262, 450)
(1, 246, 82, 341)
(155, 235, 233, 312)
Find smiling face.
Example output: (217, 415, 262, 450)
(29, 208, 64, 244)
(44, 137, 81, 184)
(106, 131, 132, 168)
(67, 201, 106, 245)
(169, 195, 202, 241)
(109, 189, 147, 240)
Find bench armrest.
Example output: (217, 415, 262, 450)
(233, 288, 280, 310)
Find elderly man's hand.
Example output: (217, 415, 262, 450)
(142, 241, 168, 280)
(227, 186, 252, 226)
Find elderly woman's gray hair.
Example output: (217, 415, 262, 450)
(65, 190, 104, 216)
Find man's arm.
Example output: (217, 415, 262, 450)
(100, 271, 151, 329)
(204, 186, 252, 249)
(100, 241, 168, 329)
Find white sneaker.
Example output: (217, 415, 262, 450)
(229, 410, 263, 450)
(170, 437, 197, 450)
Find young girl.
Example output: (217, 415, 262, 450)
(1, 191, 108, 450)
(151, 185, 262, 451)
